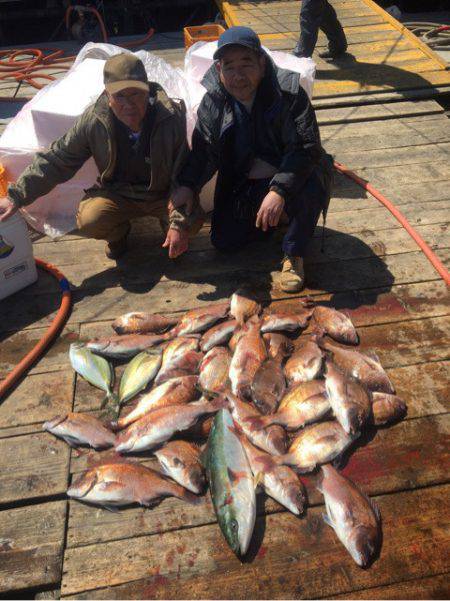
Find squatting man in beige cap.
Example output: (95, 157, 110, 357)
(0, 54, 202, 260)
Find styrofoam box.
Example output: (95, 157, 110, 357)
(0, 212, 37, 300)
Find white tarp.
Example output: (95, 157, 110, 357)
(0, 41, 315, 238)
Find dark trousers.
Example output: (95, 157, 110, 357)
(296, 0, 347, 57)
(211, 168, 330, 257)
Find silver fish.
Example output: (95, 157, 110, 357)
(117, 375, 199, 429)
(67, 462, 199, 508)
(86, 332, 170, 360)
(318, 464, 381, 567)
(43, 413, 115, 449)
(115, 397, 224, 453)
(112, 312, 179, 335)
(70, 343, 117, 408)
(225, 391, 286, 456)
(371, 392, 407, 426)
(198, 346, 231, 395)
(318, 337, 395, 394)
(260, 308, 313, 333)
(247, 380, 330, 431)
(230, 290, 261, 325)
(325, 360, 372, 436)
(154, 440, 205, 494)
(229, 317, 266, 399)
(171, 302, 230, 336)
(262, 421, 357, 473)
(154, 337, 201, 385)
(263, 332, 294, 360)
(119, 350, 162, 405)
(200, 319, 237, 352)
(241, 436, 306, 516)
(251, 356, 286, 415)
(285, 338, 323, 384)
(205, 408, 256, 556)
(313, 306, 359, 345)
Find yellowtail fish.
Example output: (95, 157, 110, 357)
(119, 350, 162, 406)
(70, 342, 117, 410)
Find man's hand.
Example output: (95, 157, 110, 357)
(0, 198, 18, 223)
(255, 191, 285, 232)
(168, 186, 195, 216)
(162, 227, 189, 259)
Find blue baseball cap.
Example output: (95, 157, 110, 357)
(213, 26, 262, 60)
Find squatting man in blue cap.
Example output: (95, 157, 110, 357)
(0, 54, 201, 260)
(171, 26, 333, 292)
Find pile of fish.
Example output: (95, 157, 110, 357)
(43, 290, 407, 567)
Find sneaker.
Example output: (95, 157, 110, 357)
(105, 225, 130, 260)
(280, 255, 305, 293)
(292, 46, 309, 59)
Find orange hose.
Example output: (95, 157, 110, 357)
(0, 259, 72, 400)
(334, 160, 450, 286)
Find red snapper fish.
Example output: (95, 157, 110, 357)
(43, 413, 115, 449)
(313, 306, 359, 345)
(112, 312, 179, 335)
(67, 462, 199, 508)
(318, 464, 381, 567)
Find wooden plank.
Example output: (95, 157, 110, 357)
(313, 71, 450, 99)
(332, 573, 450, 599)
(330, 143, 450, 170)
(0, 432, 70, 505)
(29, 223, 450, 273)
(0, 501, 67, 594)
(67, 416, 450, 548)
(61, 484, 450, 598)
(0, 325, 79, 378)
(2, 249, 448, 333)
(0, 370, 74, 435)
(316, 100, 444, 125)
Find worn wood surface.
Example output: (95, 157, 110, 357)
(332, 573, 450, 599)
(216, 0, 450, 102)
(61, 484, 450, 598)
(0, 19, 449, 595)
(0, 501, 67, 594)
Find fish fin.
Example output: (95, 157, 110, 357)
(322, 512, 333, 528)
(368, 495, 381, 522)
(253, 471, 264, 489)
(103, 505, 120, 513)
(365, 350, 382, 364)
(63, 435, 82, 449)
(254, 454, 280, 472)
(243, 415, 266, 432)
(227, 468, 248, 484)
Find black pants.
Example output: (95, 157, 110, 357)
(296, 0, 347, 57)
(211, 168, 330, 257)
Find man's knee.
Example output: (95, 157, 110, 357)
(76, 196, 117, 239)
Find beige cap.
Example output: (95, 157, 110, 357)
(103, 54, 149, 94)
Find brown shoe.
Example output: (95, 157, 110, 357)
(105, 228, 130, 260)
(280, 255, 305, 293)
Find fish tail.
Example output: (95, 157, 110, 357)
(101, 391, 121, 419)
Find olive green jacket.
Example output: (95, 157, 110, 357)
(8, 84, 194, 230)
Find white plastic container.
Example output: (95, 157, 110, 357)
(0, 212, 38, 300)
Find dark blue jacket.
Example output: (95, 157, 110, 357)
(178, 54, 329, 208)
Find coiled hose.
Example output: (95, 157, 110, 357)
(0, 259, 72, 400)
(404, 22, 450, 51)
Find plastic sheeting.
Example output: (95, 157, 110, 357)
(0, 41, 315, 238)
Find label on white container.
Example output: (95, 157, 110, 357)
(4, 262, 27, 279)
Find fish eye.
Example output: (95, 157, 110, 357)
(230, 519, 239, 532)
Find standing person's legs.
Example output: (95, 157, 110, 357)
(319, 0, 347, 56)
(294, 0, 326, 58)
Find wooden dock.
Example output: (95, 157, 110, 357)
(0, 1, 449, 598)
